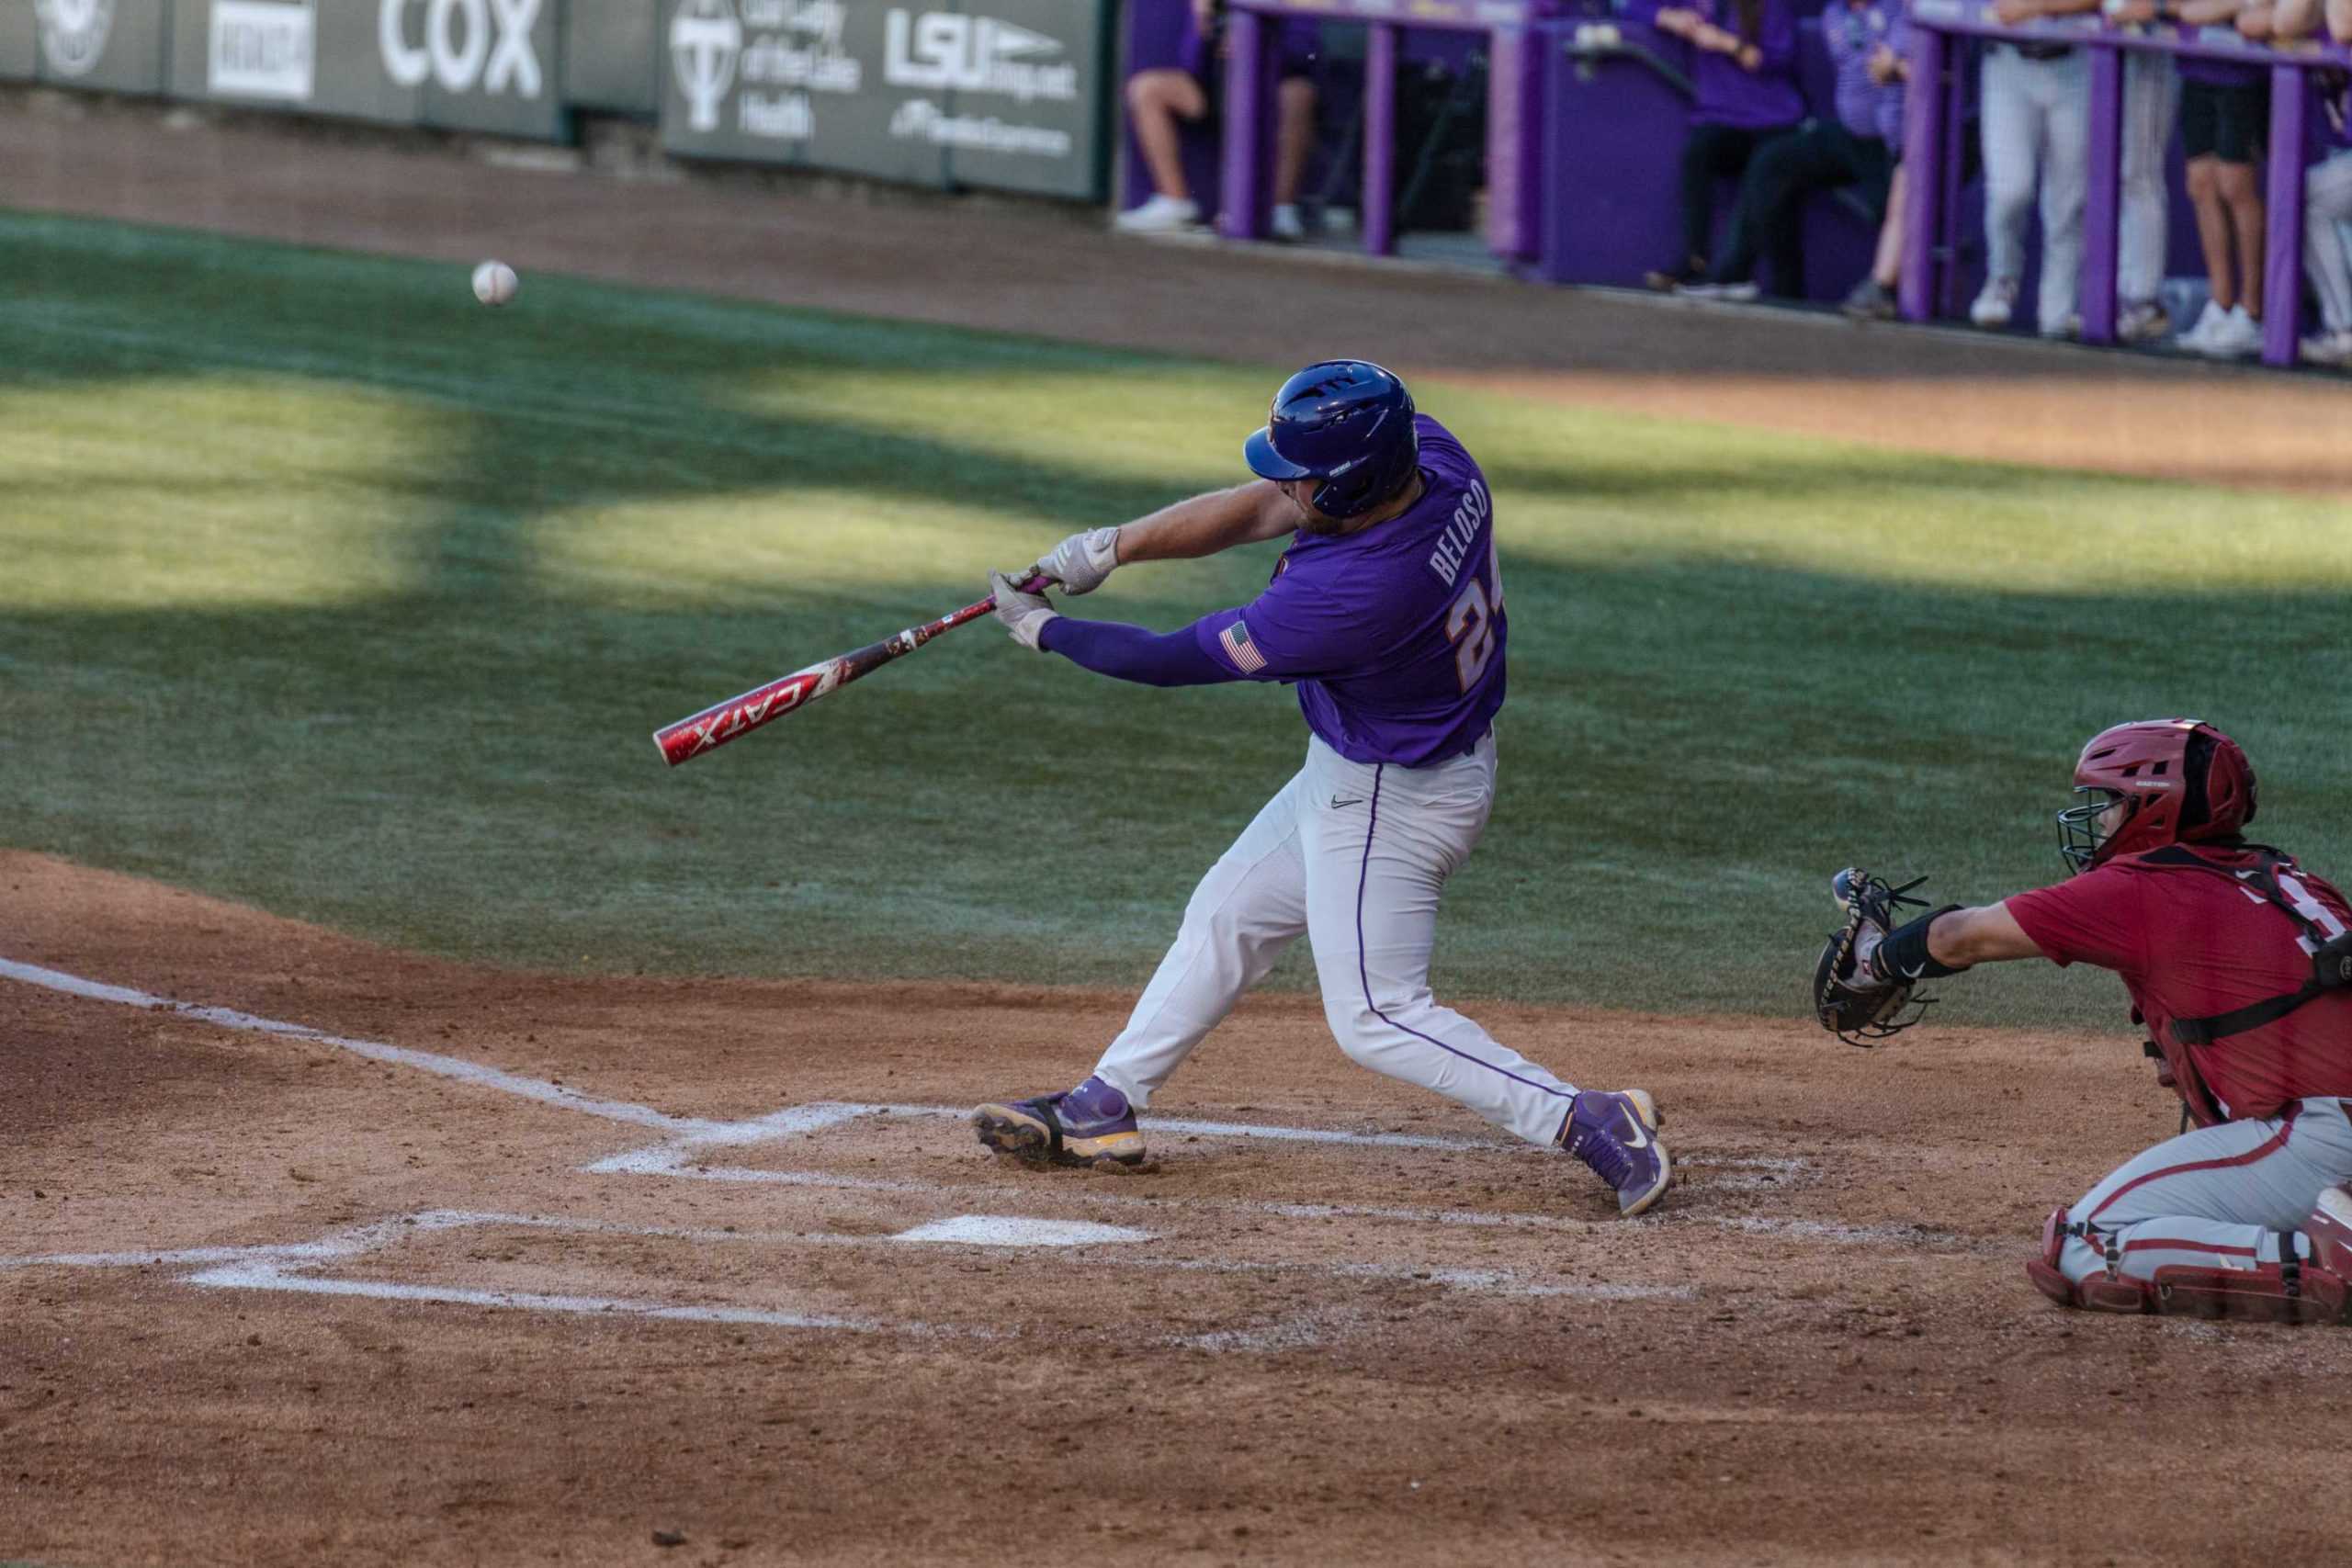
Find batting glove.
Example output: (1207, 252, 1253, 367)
(988, 570, 1059, 652)
(1031, 526, 1121, 596)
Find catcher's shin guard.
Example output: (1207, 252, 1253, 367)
(2026, 1207, 2150, 1314)
(2026, 1205, 2352, 1324)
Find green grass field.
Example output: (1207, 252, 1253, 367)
(4, 211, 2346, 1027)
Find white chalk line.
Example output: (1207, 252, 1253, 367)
(0, 1208, 1697, 1349)
(0, 957, 712, 1134)
(0, 957, 1529, 1155)
(2, 957, 1911, 1343)
(594, 1146, 1906, 1247)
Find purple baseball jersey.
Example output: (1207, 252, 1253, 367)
(1193, 416, 1507, 768)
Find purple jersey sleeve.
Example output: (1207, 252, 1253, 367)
(1193, 569, 1391, 682)
(1041, 615, 1240, 687)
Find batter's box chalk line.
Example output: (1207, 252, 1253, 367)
(0, 1208, 1691, 1346)
(1, 957, 1907, 1341)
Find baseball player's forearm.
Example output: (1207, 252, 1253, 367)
(1036, 615, 1238, 687)
(1113, 482, 1300, 565)
(2173, 0, 2243, 22)
(1926, 902, 2045, 968)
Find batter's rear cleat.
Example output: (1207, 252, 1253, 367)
(1561, 1089, 1672, 1216)
(972, 1076, 1147, 1169)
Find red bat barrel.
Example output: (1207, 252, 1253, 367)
(651, 576, 1047, 767)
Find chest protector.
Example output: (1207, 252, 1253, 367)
(2137, 845, 2352, 1049)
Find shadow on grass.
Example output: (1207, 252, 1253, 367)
(3, 213, 2347, 1034)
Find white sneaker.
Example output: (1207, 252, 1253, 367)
(1680, 279, 1762, 302)
(1269, 203, 1306, 242)
(2301, 328, 2352, 367)
(2199, 304, 2264, 358)
(2040, 312, 2081, 341)
(2174, 299, 2227, 353)
(1113, 194, 1200, 234)
(1970, 276, 2018, 327)
(2116, 300, 2171, 344)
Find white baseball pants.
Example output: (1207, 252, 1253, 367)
(1980, 47, 2177, 332)
(2120, 52, 2179, 308)
(2304, 150, 2352, 332)
(2056, 1097, 2352, 1286)
(1091, 731, 1582, 1147)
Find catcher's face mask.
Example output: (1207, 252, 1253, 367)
(2056, 789, 2129, 875)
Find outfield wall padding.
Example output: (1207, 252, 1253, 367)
(18, 0, 1111, 195)
(563, 0, 656, 114)
(0, 0, 37, 82)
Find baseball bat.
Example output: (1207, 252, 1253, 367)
(651, 575, 1049, 767)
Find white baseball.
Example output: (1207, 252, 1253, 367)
(471, 260, 519, 307)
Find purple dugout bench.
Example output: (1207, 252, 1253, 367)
(1219, 0, 1559, 259)
(1901, 0, 2352, 366)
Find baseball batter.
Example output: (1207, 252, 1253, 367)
(970, 361, 1672, 1216)
(1818, 719, 2352, 1320)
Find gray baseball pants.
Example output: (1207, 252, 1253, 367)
(2057, 1098, 2352, 1286)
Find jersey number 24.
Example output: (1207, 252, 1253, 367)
(1445, 538, 1504, 693)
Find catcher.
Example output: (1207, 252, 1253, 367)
(1815, 718, 2352, 1322)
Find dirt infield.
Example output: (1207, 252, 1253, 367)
(4, 89, 2349, 495)
(8, 851, 2352, 1567)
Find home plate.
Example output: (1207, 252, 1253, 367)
(889, 1215, 1152, 1247)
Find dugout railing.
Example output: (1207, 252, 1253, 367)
(1217, 0, 1556, 262)
(1900, 0, 2352, 366)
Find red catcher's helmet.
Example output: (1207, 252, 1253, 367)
(2057, 719, 2259, 874)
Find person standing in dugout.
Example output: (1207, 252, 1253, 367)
(967, 360, 1673, 1218)
(1818, 719, 2352, 1320)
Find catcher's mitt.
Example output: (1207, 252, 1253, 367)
(1813, 868, 1936, 1045)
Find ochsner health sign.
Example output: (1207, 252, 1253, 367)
(662, 0, 1103, 200)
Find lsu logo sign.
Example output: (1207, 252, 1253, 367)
(379, 0, 543, 96)
(882, 10, 1077, 103)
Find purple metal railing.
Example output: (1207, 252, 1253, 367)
(1220, 0, 1557, 260)
(1899, 0, 2347, 367)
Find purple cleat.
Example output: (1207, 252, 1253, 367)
(1561, 1089, 1672, 1216)
(972, 1076, 1147, 1169)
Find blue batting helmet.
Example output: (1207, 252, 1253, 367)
(1243, 360, 1419, 520)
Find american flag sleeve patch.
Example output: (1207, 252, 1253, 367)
(1219, 619, 1268, 674)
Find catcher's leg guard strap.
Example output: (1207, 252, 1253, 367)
(2027, 1206, 2157, 1314)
